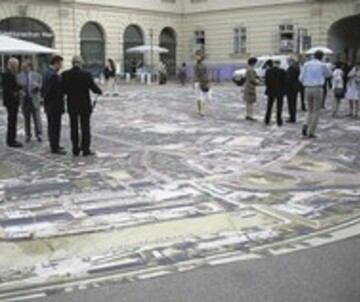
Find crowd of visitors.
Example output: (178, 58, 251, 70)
(1, 49, 359, 156)
(193, 49, 359, 138)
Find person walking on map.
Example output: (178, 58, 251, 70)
(193, 49, 210, 117)
(299, 50, 331, 138)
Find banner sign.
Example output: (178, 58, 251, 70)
(0, 31, 54, 39)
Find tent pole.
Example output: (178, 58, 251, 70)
(1, 55, 4, 73)
(32, 54, 37, 71)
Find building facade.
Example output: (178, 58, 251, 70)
(0, 0, 359, 78)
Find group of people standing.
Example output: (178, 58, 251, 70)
(194, 49, 359, 139)
(248, 51, 360, 138)
(2, 55, 102, 155)
(2, 58, 43, 148)
(3, 50, 358, 155)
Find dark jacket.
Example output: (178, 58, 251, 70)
(62, 66, 102, 115)
(42, 67, 64, 114)
(2, 70, 21, 108)
(194, 61, 209, 91)
(285, 64, 300, 93)
(265, 66, 286, 97)
(103, 66, 115, 80)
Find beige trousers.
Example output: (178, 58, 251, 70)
(246, 102, 254, 118)
(305, 87, 323, 135)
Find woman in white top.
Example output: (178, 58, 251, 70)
(332, 63, 344, 117)
(345, 62, 360, 117)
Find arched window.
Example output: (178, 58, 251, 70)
(160, 27, 177, 76)
(123, 24, 144, 74)
(80, 22, 105, 76)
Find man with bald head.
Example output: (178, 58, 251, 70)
(62, 55, 102, 156)
(2, 57, 23, 147)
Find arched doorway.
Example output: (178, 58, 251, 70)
(160, 27, 177, 76)
(80, 22, 105, 76)
(0, 17, 54, 71)
(123, 24, 144, 75)
(328, 14, 360, 64)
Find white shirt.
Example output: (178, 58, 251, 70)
(299, 59, 331, 87)
(332, 69, 344, 89)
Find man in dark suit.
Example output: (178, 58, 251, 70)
(299, 57, 307, 111)
(42, 55, 65, 154)
(2, 57, 23, 148)
(285, 58, 300, 123)
(264, 60, 286, 126)
(62, 55, 102, 156)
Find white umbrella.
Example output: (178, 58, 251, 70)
(305, 46, 334, 55)
(0, 35, 57, 54)
(126, 45, 169, 54)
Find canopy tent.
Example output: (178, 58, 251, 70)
(126, 45, 169, 54)
(0, 35, 58, 72)
(0, 35, 57, 54)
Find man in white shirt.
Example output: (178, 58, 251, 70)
(17, 61, 43, 142)
(299, 50, 331, 138)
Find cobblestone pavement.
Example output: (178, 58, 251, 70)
(0, 83, 359, 301)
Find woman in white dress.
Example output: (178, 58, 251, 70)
(332, 63, 344, 117)
(345, 62, 360, 117)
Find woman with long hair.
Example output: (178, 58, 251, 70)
(103, 58, 116, 95)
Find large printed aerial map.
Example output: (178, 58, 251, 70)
(0, 84, 359, 301)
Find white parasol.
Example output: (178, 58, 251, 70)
(0, 35, 57, 54)
(305, 46, 334, 55)
(126, 45, 169, 54)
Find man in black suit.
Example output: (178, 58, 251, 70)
(42, 55, 65, 154)
(285, 58, 300, 123)
(62, 55, 102, 156)
(264, 60, 286, 126)
(299, 57, 307, 111)
(2, 57, 23, 148)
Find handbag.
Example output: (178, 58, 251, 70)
(334, 87, 344, 98)
(200, 83, 209, 92)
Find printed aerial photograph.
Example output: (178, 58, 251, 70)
(0, 0, 360, 301)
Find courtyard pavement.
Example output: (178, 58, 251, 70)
(0, 83, 359, 301)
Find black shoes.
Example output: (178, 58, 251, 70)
(302, 125, 317, 139)
(72, 147, 95, 157)
(83, 150, 95, 157)
(26, 136, 42, 143)
(52, 149, 67, 155)
(246, 116, 257, 122)
(302, 125, 308, 137)
(8, 141, 23, 148)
